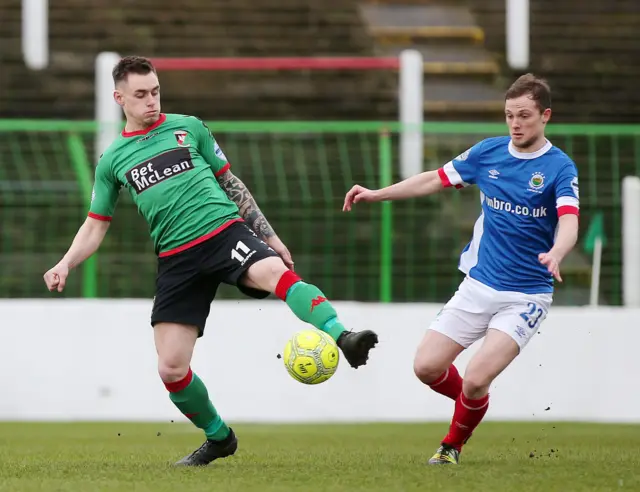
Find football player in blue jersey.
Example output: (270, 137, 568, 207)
(342, 74, 580, 465)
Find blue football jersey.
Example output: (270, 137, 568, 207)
(437, 136, 580, 294)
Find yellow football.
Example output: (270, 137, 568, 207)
(282, 329, 339, 384)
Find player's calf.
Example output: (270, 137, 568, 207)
(419, 364, 463, 401)
(440, 391, 489, 452)
(436, 329, 518, 453)
(243, 257, 379, 368)
(275, 269, 378, 368)
(154, 323, 233, 444)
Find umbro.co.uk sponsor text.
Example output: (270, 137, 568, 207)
(485, 196, 547, 218)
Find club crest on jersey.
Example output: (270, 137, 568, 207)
(528, 172, 545, 193)
(174, 130, 190, 147)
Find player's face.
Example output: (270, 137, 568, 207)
(505, 95, 551, 151)
(114, 72, 161, 128)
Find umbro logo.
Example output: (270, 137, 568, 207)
(488, 169, 500, 179)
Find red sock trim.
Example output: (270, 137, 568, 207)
(460, 392, 490, 410)
(164, 367, 193, 393)
(429, 368, 449, 387)
(427, 365, 462, 401)
(275, 270, 302, 301)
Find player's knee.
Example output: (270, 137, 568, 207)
(462, 371, 491, 399)
(246, 256, 289, 293)
(158, 357, 190, 383)
(413, 357, 448, 385)
(266, 257, 289, 279)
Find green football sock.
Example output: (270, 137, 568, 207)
(276, 271, 346, 341)
(166, 369, 230, 441)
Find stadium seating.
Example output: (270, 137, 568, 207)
(1, 0, 639, 122)
(359, 0, 505, 121)
(471, 0, 640, 123)
(0, 0, 389, 120)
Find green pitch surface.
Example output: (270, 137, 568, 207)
(1, 422, 639, 491)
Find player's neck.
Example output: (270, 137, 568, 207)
(511, 136, 547, 154)
(124, 119, 151, 133)
(122, 114, 166, 137)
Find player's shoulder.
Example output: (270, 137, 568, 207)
(165, 113, 208, 128)
(547, 142, 576, 163)
(544, 142, 578, 173)
(96, 141, 120, 167)
(480, 135, 511, 148)
(454, 136, 507, 163)
(169, 114, 217, 141)
(474, 136, 511, 156)
(164, 112, 196, 121)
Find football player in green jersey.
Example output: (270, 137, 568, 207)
(43, 56, 378, 466)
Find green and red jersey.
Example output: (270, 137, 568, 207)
(89, 113, 242, 256)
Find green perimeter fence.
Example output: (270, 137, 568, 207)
(1, 120, 638, 305)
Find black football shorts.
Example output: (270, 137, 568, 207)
(150, 221, 279, 336)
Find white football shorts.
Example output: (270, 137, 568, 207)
(428, 276, 553, 350)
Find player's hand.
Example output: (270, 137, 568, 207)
(43, 262, 70, 292)
(268, 237, 295, 271)
(538, 252, 562, 282)
(343, 185, 380, 212)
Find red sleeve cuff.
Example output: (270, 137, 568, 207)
(214, 163, 231, 177)
(557, 206, 579, 217)
(438, 167, 463, 189)
(88, 212, 112, 222)
(438, 168, 452, 188)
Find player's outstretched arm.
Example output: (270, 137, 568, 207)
(216, 169, 294, 269)
(538, 214, 579, 282)
(43, 217, 110, 292)
(343, 170, 443, 211)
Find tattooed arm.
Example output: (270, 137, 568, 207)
(216, 169, 275, 239)
(216, 169, 294, 269)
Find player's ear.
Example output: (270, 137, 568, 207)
(113, 90, 124, 108)
(542, 108, 552, 124)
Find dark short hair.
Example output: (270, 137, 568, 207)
(505, 73, 551, 113)
(112, 56, 156, 85)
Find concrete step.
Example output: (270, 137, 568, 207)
(421, 78, 504, 113)
(360, 4, 479, 28)
(360, 4, 484, 43)
(377, 44, 499, 75)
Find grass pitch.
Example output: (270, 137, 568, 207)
(0, 422, 638, 491)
